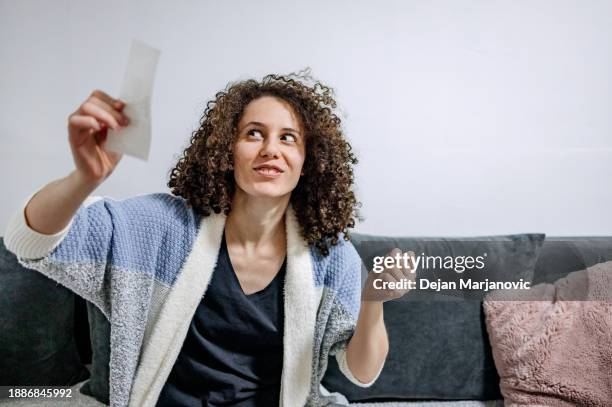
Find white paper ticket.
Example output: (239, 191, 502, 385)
(106, 39, 160, 161)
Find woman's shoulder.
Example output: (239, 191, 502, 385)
(116, 192, 190, 212)
(311, 234, 362, 283)
(326, 234, 361, 262)
(89, 192, 199, 230)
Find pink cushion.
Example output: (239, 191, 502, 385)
(484, 261, 612, 406)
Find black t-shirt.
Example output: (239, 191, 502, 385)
(156, 234, 286, 406)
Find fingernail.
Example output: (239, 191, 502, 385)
(122, 117, 130, 125)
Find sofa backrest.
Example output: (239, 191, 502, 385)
(532, 237, 612, 283)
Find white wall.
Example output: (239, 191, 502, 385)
(1, 0, 611, 237)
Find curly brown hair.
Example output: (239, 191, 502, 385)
(168, 70, 360, 255)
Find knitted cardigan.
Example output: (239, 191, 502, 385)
(4, 192, 382, 407)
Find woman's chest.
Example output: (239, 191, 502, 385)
(227, 248, 286, 296)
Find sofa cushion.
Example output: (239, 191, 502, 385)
(0, 238, 90, 386)
(322, 233, 546, 401)
(484, 262, 612, 405)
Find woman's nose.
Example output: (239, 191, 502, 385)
(260, 138, 280, 158)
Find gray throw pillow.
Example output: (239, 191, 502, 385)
(0, 238, 90, 386)
(322, 233, 546, 401)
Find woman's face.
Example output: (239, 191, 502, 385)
(233, 96, 306, 200)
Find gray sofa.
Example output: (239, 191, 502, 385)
(2, 233, 611, 406)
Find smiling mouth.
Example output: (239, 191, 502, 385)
(253, 166, 283, 177)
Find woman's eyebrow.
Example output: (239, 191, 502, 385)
(241, 121, 301, 135)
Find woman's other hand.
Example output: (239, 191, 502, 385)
(362, 248, 416, 302)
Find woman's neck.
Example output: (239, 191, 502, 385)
(225, 190, 289, 252)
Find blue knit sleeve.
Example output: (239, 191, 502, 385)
(11, 193, 198, 317)
(329, 238, 364, 321)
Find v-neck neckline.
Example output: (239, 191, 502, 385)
(222, 232, 286, 298)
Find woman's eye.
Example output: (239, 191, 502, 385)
(281, 134, 297, 143)
(247, 129, 263, 139)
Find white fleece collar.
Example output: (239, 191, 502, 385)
(281, 205, 318, 405)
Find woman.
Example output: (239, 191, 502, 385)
(5, 72, 404, 406)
